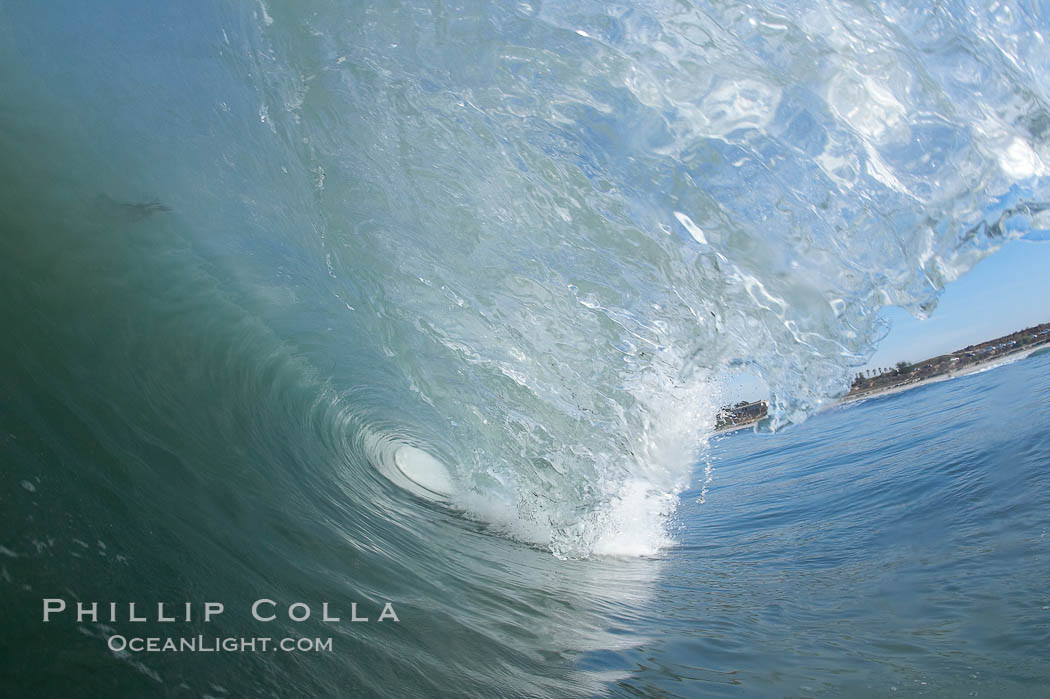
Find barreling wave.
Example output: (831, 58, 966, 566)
(2, 0, 1048, 558)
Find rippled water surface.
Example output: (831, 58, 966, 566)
(627, 353, 1050, 696)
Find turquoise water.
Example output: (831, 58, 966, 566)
(2, 0, 1050, 696)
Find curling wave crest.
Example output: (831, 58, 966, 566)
(243, 0, 1050, 557)
(6, 0, 1048, 558)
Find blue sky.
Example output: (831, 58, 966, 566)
(719, 238, 1050, 404)
(862, 238, 1050, 371)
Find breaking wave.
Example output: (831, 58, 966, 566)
(2, 0, 1048, 558)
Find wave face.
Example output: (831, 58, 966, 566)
(1, 0, 1048, 565)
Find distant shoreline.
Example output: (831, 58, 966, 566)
(840, 342, 1046, 404)
(715, 323, 1050, 433)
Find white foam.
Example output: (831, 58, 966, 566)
(591, 480, 678, 557)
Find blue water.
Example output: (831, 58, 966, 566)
(613, 354, 1050, 696)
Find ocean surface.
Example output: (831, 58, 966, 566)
(1, 0, 1049, 696)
